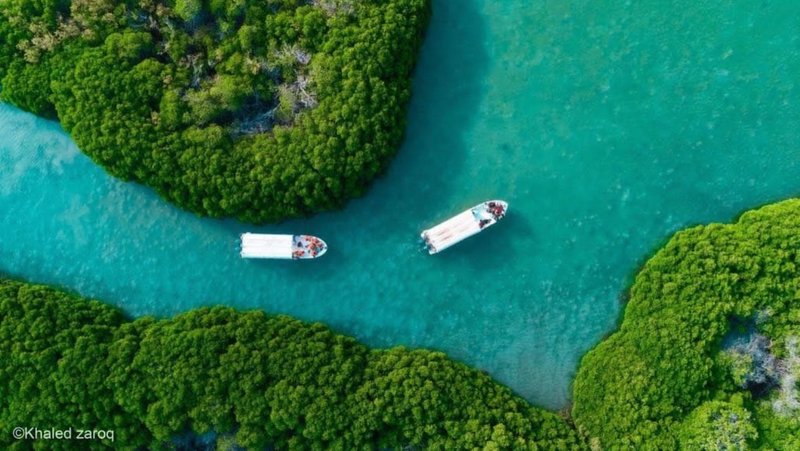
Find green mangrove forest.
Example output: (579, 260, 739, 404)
(0, 0, 429, 222)
(572, 199, 800, 450)
(0, 278, 581, 450)
(2, 199, 800, 449)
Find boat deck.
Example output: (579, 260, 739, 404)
(422, 201, 507, 254)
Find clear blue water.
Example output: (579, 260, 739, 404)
(2, 0, 800, 409)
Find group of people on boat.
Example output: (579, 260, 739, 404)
(292, 235, 326, 259)
(487, 201, 506, 219)
(476, 201, 506, 229)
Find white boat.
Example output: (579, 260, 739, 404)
(240, 233, 328, 260)
(421, 200, 508, 254)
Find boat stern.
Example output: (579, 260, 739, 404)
(420, 231, 439, 254)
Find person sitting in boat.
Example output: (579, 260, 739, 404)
(488, 202, 505, 219)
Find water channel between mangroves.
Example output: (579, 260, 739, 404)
(2, 0, 800, 408)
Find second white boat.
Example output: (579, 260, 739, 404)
(421, 200, 508, 254)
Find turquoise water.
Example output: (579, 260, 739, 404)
(2, 0, 800, 409)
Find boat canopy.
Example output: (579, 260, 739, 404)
(240, 233, 295, 259)
(423, 210, 484, 253)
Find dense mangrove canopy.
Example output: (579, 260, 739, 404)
(574, 199, 800, 450)
(0, 278, 582, 450)
(0, 0, 429, 222)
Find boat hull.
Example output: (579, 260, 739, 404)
(240, 233, 327, 259)
(421, 200, 508, 254)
